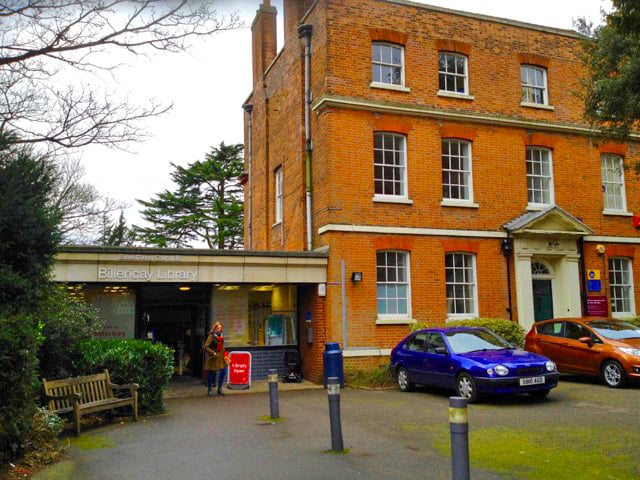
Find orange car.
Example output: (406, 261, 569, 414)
(525, 318, 640, 388)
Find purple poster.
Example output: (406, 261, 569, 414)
(586, 296, 608, 317)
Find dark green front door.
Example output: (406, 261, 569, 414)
(533, 279, 553, 322)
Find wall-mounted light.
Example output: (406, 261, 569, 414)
(501, 238, 512, 257)
(595, 244, 606, 255)
(351, 272, 363, 282)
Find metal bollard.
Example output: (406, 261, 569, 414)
(268, 368, 279, 419)
(327, 376, 344, 452)
(449, 396, 470, 480)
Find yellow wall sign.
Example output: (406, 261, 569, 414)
(587, 270, 601, 280)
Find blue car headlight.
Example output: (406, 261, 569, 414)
(545, 360, 557, 372)
(494, 365, 509, 376)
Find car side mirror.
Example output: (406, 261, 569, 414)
(578, 336, 593, 347)
(435, 346, 448, 355)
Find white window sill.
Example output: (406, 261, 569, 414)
(438, 91, 474, 101)
(446, 315, 477, 322)
(441, 199, 479, 208)
(343, 348, 392, 357)
(373, 195, 414, 205)
(526, 203, 551, 212)
(370, 82, 410, 93)
(612, 312, 635, 319)
(520, 101, 554, 111)
(602, 210, 633, 217)
(376, 317, 416, 325)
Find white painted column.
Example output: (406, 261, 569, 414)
(557, 255, 582, 318)
(514, 251, 534, 332)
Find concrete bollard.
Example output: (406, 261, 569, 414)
(449, 396, 470, 480)
(268, 368, 279, 419)
(327, 376, 344, 452)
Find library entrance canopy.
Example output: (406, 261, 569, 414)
(54, 246, 328, 285)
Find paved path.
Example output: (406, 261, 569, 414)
(34, 376, 640, 480)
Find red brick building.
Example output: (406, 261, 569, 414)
(243, 0, 640, 381)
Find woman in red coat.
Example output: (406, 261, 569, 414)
(204, 322, 228, 396)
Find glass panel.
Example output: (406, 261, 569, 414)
(439, 73, 447, 90)
(372, 44, 381, 62)
(391, 47, 401, 65)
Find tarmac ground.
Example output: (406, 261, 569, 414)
(31, 375, 640, 480)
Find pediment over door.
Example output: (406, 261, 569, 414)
(504, 205, 593, 237)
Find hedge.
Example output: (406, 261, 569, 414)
(74, 339, 174, 415)
(413, 318, 526, 348)
(0, 311, 40, 463)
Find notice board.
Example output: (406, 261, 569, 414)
(586, 296, 608, 317)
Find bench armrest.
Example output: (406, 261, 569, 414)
(109, 382, 139, 393)
(45, 392, 82, 402)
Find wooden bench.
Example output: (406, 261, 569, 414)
(43, 369, 138, 436)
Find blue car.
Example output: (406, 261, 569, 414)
(390, 327, 559, 402)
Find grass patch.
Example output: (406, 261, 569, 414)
(428, 425, 640, 479)
(345, 366, 395, 389)
(259, 415, 284, 423)
(69, 435, 115, 451)
(323, 448, 350, 455)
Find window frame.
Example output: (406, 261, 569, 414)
(521, 64, 548, 106)
(445, 252, 478, 320)
(371, 42, 405, 88)
(274, 166, 283, 225)
(601, 153, 628, 214)
(526, 146, 554, 208)
(373, 132, 408, 201)
(441, 138, 474, 204)
(376, 250, 412, 322)
(438, 52, 469, 95)
(609, 257, 636, 318)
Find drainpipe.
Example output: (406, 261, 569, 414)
(501, 237, 513, 321)
(298, 24, 313, 251)
(578, 237, 588, 316)
(243, 104, 253, 250)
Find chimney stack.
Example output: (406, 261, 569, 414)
(251, 0, 278, 86)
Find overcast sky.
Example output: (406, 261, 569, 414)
(79, 0, 612, 231)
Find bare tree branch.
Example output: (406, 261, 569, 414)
(0, 0, 243, 150)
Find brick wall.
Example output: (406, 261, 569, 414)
(246, 0, 640, 375)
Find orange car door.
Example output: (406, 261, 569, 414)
(561, 322, 602, 374)
(534, 322, 571, 370)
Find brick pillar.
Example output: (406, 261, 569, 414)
(283, 0, 315, 44)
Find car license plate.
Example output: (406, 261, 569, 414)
(520, 376, 545, 386)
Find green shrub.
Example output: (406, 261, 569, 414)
(625, 317, 640, 328)
(74, 339, 174, 414)
(22, 408, 66, 468)
(0, 311, 41, 463)
(38, 286, 102, 380)
(345, 365, 395, 388)
(413, 318, 526, 348)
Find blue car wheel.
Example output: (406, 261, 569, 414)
(397, 367, 414, 392)
(456, 372, 478, 403)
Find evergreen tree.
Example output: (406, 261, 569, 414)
(0, 131, 60, 462)
(135, 142, 244, 249)
(100, 210, 136, 246)
(578, 0, 640, 147)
